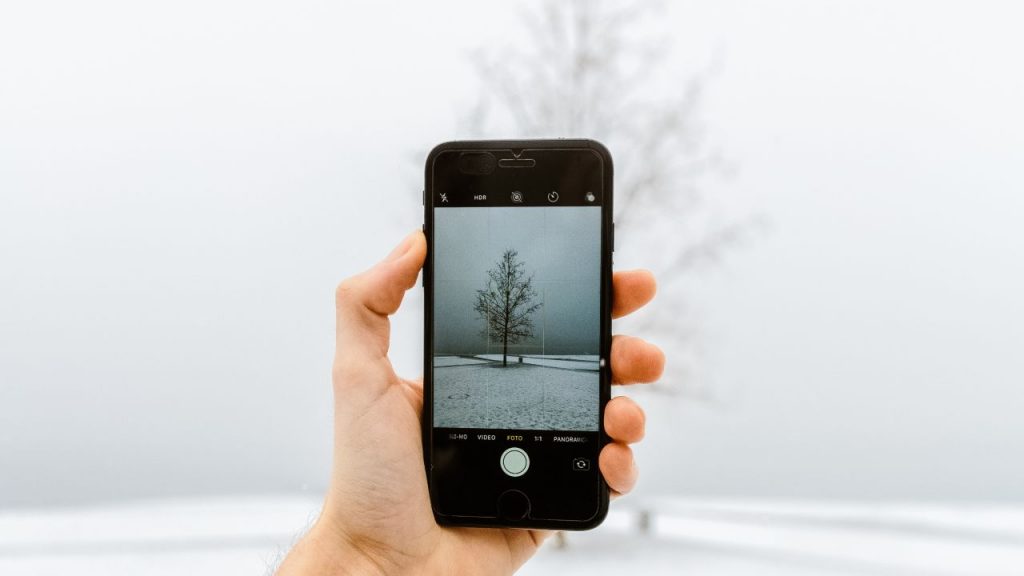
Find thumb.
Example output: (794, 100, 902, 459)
(333, 230, 426, 382)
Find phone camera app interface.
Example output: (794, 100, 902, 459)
(432, 205, 601, 432)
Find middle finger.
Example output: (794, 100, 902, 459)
(611, 335, 665, 385)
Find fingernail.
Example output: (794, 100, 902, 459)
(385, 230, 418, 262)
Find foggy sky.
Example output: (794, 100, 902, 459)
(1, 0, 1023, 506)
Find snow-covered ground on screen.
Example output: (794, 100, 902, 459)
(477, 355, 600, 372)
(433, 355, 600, 430)
(433, 355, 600, 371)
(2, 496, 1023, 576)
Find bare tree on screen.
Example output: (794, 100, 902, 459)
(474, 249, 543, 367)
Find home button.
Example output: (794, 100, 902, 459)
(497, 490, 531, 521)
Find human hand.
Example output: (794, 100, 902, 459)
(277, 230, 663, 576)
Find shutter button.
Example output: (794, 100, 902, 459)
(500, 447, 529, 477)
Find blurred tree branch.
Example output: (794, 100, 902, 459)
(460, 0, 762, 397)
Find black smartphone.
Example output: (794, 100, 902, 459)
(422, 139, 613, 530)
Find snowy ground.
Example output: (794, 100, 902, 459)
(433, 355, 600, 430)
(3, 496, 1023, 576)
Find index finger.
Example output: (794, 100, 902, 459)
(612, 269, 656, 319)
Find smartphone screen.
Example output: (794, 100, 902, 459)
(423, 140, 612, 529)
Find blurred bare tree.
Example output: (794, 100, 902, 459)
(461, 0, 758, 397)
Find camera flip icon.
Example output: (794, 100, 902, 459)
(571, 457, 590, 472)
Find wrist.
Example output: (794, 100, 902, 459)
(276, 519, 390, 576)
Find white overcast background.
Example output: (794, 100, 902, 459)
(2, 1, 1024, 573)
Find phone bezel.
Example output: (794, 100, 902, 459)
(422, 139, 614, 530)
